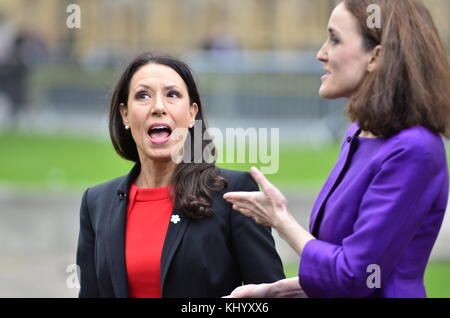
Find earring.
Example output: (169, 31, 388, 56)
(189, 122, 194, 128)
(125, 125, 130, 130)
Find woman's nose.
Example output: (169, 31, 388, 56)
(317, 43, 327, 62)
(151, 95, 167, 115)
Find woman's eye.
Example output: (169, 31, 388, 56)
(167, 90, 181, 98)
(330, 36, 340, 45)
(136, 91, 151, 100)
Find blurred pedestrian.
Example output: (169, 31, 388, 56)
(0, 13, 29, 127)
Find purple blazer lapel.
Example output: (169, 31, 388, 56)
(309, 123, 361, 235)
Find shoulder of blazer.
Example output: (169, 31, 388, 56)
(86, 175, 127, 201)
(83, 166, 254, 207)
(85, 163, 140, 206)
(217, 168, 257, 192)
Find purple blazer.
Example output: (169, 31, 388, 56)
(299, 123, 449, 298)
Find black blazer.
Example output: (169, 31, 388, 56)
(76, 164, 285, 298)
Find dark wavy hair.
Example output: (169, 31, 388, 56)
(344, 0, 450, 138)
(109, 53, 227, 219)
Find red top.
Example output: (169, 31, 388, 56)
(125, 183, 173, 298)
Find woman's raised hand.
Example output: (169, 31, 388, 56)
(223, 167, 289, 228)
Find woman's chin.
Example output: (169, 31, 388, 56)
(319, 87, 345, 100)
(319, 89, 336, 100)
(144, 148, 176, 163)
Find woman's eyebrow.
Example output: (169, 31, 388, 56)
(134, 84, 181, 90)
(164, 84, 181, 90)
(328, 27, 340, 37)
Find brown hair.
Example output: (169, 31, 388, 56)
(109, 53, 227, 219)
(344, 0, 450, 138)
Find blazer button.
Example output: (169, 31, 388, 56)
(347, 136, 352, 143)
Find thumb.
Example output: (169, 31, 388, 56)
(249, 167, 273, 192)
(250, 166, 280, 199)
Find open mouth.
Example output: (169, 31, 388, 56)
(148, 123, 172, 144)
(321, 71, 331, 80)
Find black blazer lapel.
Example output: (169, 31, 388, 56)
(160, 209, 190, 296)
(104, 162, 191, 297)
(106, 163, 140, 298)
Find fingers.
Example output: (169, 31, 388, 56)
(250, 167, 280, 199)
(232, 201, 252, 211)
(232, 201, 254, 217)
(223, 191, 257, 218)
(223, 168, 282, 205)
(250, 167, 288, 206)
(232, 204, 271, 227)
(224, 191, 271, 223)
(224, 285, 256, 298)
(223, 191, 253, 202)
(224, 191, 265, 212)
(233, 206, 253, 218)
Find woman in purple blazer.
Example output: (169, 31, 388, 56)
(223, 0, 450, 298)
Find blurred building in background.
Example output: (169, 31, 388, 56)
(0, 0, 449, 56)
(0, 0, 449, 140)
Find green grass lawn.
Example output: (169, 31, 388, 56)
(0, 132, 132, 190)
(0, 131, 342, 190)
(1, 132, 448, 191)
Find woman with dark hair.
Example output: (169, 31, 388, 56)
(224, 0, 450, 298)
(76, 53, 285, 298)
